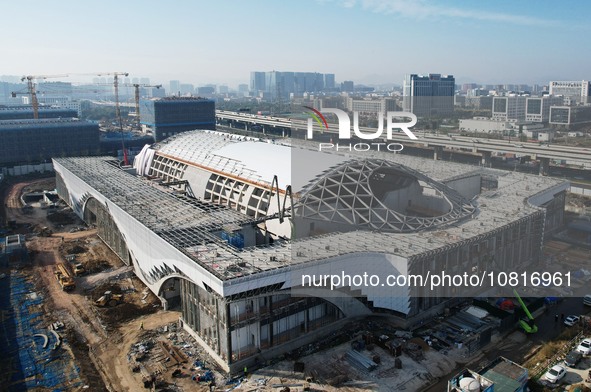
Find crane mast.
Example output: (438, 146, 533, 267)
(96, 72, 129, 131)
(132, 84, 161, 130)
(18, 74, 69, 119)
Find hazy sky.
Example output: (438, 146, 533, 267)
(2, 0, 589, 87)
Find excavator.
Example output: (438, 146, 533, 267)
(513, 289, 538, 333)
(94, 291, 123, 307)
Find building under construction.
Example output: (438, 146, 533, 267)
(0, 106, 78, 120)
(53, 130, 568, 372)
(0, 118, 99, 165)
(139, 96, 215, 142)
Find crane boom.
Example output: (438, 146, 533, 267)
(20, 74, 69, 119)
(91, 72, 130, 165)
(513, 289, 538, 333)
(95, 72, 129, 131)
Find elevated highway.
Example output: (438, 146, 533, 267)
(216, 110, 591, 174)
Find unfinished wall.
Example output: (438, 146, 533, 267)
(445, 174, 482, 199)
(83, 197, 130, 265)
(407, 210, 545, 317)
(180, 278, 343, 371)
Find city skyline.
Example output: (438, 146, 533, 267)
(1, 1, 590, 87)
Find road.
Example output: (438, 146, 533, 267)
(216, 110, 591, 165)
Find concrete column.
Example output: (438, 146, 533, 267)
(481, 151, 492, 167)
(215, 298, 222, 355)
(268, 296, 273, 347)
(433, 146, 443, 160)
(226, 303, 232, 364)
(539, 157, 550, 176)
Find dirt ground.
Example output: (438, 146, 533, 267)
(1, 178, 185, 391)
(236, 335, 459, 392)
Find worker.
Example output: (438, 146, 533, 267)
(140, 321, 144, 330)
(554, 314, 558, 322)
(244, 366, 248, 378)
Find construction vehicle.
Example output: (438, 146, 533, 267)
(39, 226, 53, 237)
(94, 291, 123, 307)
(513, 289, 538, 333)
(73, 263, 86, 276)
(54, 263, 75, 291)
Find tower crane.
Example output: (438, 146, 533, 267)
(96, 72, 129, 131)
(92, 72, 131, 165)
(12, 74, 69, 119)
(131, 84, 161, 130)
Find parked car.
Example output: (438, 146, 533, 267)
(564, 350, 583, 367)
(564, 315, 580, 327)
(544, 365, 566, 383)
(577, 338, 591, 355)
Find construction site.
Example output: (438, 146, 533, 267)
(1, 128, 591, 391)
(0, 177, 195, 391)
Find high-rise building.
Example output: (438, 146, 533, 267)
(341, 81, 354, 93)
(251, 71, 335, 99)
(525, 96, 563, 123)
(549, 80, 590, 104)
(492, 96, 527, 121)
(197, 86, 215, 96)
(169, 80, 181, 96)
(250, 72, 266, 93)
(139, 97, 215, 142)
(180, 84, 195, 96)
(151, 87, 166, 98)
(549, 106, 591, 125)
(465, 96, 493, 110)
(324, 74, 336, 89)
(403, 74, 455, 117)
(461, 83, 478, 93)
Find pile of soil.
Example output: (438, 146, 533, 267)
(47, 211, 76, 225)
(91, 283, 123, 301)
(101, 303, 158, 326)
(85, 259, 111, 273)
(61, 242, 87, 255)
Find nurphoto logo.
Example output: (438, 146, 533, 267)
(303, 106, 418, 152)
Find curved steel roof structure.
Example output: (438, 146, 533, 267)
(296, 158, 476, 232)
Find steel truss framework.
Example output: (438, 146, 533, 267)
(295, 159, 476, 232)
